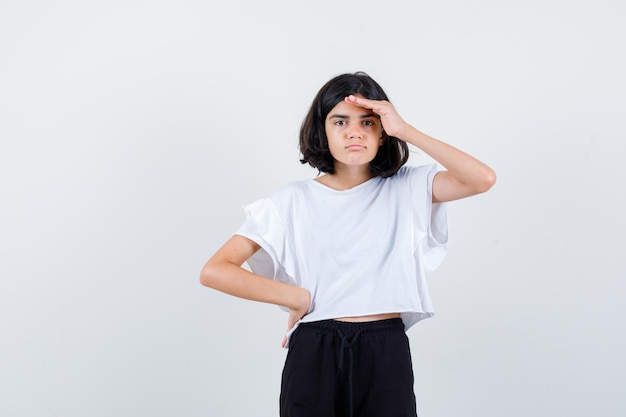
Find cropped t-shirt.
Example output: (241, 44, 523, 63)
(235, 164, 448, 342)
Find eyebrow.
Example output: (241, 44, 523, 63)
(328, 113, 378, 119)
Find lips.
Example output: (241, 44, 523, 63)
(345, 144, 365, 150)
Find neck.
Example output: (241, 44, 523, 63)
(318, 164, 373, 191)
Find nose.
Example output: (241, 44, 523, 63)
(348, 125, 362, 139)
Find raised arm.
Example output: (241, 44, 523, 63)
(200, 235, 311, 346)
(345, 95, 496, 202)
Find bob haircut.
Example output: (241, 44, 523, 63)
(299, 71, 409, 178)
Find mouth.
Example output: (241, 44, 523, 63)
(345, 144, 365, 150)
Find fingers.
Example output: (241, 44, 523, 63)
(282, 314, 296, 347)
(281, 320, 296, 348)
(345, 94, 376, 109)
(345, 95, 392, 115)
(281, 288, 311, 347)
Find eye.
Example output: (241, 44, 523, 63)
(334, 120, 346, 126)
(362, 120, 375, 126)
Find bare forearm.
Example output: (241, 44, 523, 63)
(400, 125, 495, 187)
(200, 261, 308, 311)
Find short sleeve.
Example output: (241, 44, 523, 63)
(234, 198, 296, 286)
(408, 164, 449, 273)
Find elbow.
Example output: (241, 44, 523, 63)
(482, 168, 497, 192)
(474, 168, 497, 194)
(199, 261, 219, 288)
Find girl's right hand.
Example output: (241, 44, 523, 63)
(281, 288, 311, 348)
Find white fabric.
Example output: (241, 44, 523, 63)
(235, 164, 448, 338)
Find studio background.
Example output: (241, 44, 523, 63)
(1, 0, 624, 416)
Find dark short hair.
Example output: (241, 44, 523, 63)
(299, 71, 409, 177)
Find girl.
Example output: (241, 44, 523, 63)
(200, 72, 495, 417)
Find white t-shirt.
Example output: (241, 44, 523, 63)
(235, 164, 448, 339)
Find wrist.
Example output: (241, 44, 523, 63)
(288, 286, 310, 312)
(394, 123, 417, 143)
(399, 125, 428, 147)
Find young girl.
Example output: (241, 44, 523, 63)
(200, 72, 495, 417)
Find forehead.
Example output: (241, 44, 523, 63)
(326, 99, 376, 119)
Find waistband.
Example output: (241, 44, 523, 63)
(298, 318, 404, 337)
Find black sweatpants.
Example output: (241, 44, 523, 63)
(280, 318, 418, 417)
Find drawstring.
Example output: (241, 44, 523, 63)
(336, 328, 362, 417)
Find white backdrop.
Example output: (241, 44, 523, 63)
(1, 1, 624, 416)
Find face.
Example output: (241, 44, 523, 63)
(324, 96, 383, 172)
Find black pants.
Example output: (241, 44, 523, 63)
(280, 318, 418, 417)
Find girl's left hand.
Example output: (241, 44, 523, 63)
(345, 95, 410, 140)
